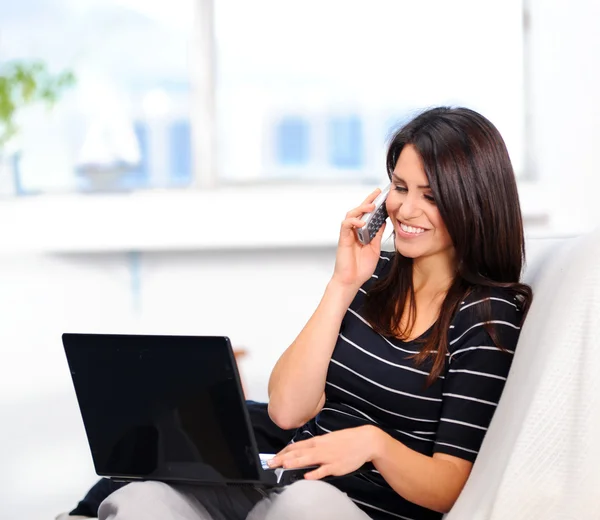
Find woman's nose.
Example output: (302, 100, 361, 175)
(396, 196, 420, 220)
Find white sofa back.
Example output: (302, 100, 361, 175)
(446, 230, 600, 519)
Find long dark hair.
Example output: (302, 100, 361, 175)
(364, 107, 532, 385)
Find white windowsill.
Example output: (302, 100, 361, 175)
(0, 181, 552, 254)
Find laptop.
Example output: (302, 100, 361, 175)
(62, 333, 316, 487)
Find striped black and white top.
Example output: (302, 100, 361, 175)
(291, 252, 523, 520)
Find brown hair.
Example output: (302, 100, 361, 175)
(363, 107, 532, 385)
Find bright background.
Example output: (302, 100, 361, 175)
(0, 0, 599, 518)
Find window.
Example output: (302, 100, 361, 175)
(0, 0, 195, 194)
(169, 120, 193, 183)
(275, 116, 310, 167)
(328, 116, 364, 170)
(1, 0, 525, 193)
(215, 0, 525, 182)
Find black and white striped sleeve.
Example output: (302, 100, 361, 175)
(357, 251, 395, 295)
(433, 290, 523, 462)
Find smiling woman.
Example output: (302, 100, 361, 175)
(365, 107, 530, 384)
(91, 106, 531, 520)
(265, 108, 531, 519)
(387, 149, 454, 261)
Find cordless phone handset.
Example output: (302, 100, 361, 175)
(355, 184, 391, 245)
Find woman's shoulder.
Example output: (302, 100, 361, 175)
(377, 251, 396, 269)
(449, 286, 524, 347)
(372, 250, 395, 277)
(459, 286, 523, 318)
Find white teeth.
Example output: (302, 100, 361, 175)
(400, 223, 425, 234)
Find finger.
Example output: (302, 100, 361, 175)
(281, 454, 317, 469)
(268, 445, 301, 466)
(345, 202, 376, 220)
(362, 188, 381, 205)
(268, 451, 299, 469)
(275, 446, 293, 457)
(339, 219, 365, 244)
(270, 444, 312, 467)
(340, 217, 366, 231)
(276, 439, 311, 457)
(303, 464, 333, 481)
(267, 456, 281, 468)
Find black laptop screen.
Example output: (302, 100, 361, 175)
(63, 334, 261, 483)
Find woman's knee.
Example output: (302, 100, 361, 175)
(261, 480, 369, 520)
(98, 481, 209, 520)
(280, 480, 346, 503)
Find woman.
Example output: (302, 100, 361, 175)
(98, 106, 532, 520)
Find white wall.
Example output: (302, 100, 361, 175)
(527, 0, 600, 232)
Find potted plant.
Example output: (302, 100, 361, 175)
(0, 60, 75, 195)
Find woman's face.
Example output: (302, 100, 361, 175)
(386, 144, 454, 263)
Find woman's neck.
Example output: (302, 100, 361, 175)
(411, 251, 456, 296)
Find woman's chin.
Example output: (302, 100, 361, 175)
(394, 238, 424, 258)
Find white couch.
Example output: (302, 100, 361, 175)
(446, 230, 600, 519)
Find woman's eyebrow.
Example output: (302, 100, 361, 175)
(391, 173, 430, 189)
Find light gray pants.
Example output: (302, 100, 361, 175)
(98, 479, 372, 520)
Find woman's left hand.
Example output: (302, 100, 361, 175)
(267, 425, 382, 480)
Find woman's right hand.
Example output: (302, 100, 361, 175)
(331, 189, 387, 289)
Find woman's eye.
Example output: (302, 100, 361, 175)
(424, 194, 436, 203)
(394, 186, 408, 193)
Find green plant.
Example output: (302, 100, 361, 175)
(0, 60, 75, 149)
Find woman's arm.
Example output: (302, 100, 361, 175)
(268, 189, 387, 430)
(370, 428, 472, 513)
(269, 425, 472, 513)
(267, 281, 357, 430)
